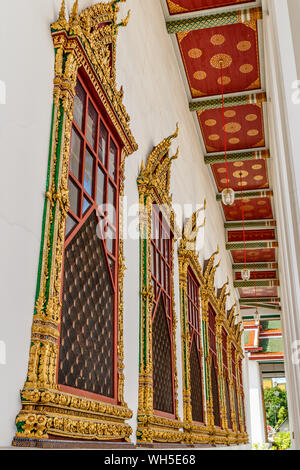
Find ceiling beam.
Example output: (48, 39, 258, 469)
(217, 189, 273, 201)
(226, 241, 278, 250)
(233, 262, 278, 270)
(225, 220, 276, 229)
(239, 297, 281, 304)
(166, 6, 262, 35)
(190, 92, 266, 113)
(242, 304, 281, 311)
(234, 279, 279, 288)
(205, 149, 270, 164)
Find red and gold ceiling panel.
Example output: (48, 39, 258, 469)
(222, 197, 273, 221)
(231, 248, 276, 263)
(198, 103, 265, 152)
(177, 23, 260, 98)
(235, 270, 277, 281)
(212, 159, 269, 192)
(167, 0, 253, 16)
(228, 229, 276, 242)
(239, 286, 278, 298)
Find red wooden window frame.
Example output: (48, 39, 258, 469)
(208, 304, 222, 427)
(151, 204, 175, 418)
(239, 357, 246, 431)
(57, 69, 122, 404)
(222, 327, 232, 430)
(187, 267, 204, 424)
(232, 347, 241, 431)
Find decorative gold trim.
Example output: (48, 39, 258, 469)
(13, 0, 137, 445)
(136, 125, 183, 444)
(200, 249, 249, 445)
(178, 209, 210, 444)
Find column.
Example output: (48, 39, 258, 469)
(248, 360, 266, 446)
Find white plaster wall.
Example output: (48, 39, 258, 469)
(248, 361, 266, 446)
(0, 0, 56, 448)
(0, 0, 238, 446)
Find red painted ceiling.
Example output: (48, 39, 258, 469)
(177, 23, 260, 98)
(198, 104, 265, 153)
(222, 197, 273, 221)
(167, 1, 281, 313)
(228, 229, 276, 242)
(212, 159, 269, 192)
(167, 0, 253, 15)
(239, 287, 278, 298)
(231, 248, 276, 263)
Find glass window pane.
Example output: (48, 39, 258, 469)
(109, 139, 117, 181)
(108, 256, 115, 278)
(151, 244, 156, 277)
(99, 122, 108, 165)
(68, 178, 80, 216)
(108, 182, 116, 224)
(156, 251, 160, 283)
(70, 128, 82, 179)
(84, 148, 94, 197)
(166, 267, 170, 293)
(106, 225, 116, 255)
(96, 165, 106, 209)
(86, 100, 98, 149)
(83, 196, 92, 215)
(66, 215, 77, 237)
(73, 81, 86, 130)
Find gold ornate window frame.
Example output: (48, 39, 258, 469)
(136, 126, 184, 444)
(13, 0, 138, 447)
(200, 249, 248, 446)
(177, 210, 209, 445)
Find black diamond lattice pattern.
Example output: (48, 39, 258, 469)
(234, 386, 240, 431)
(225, 377, 232, 429)
(211, 361, 221, 427)
(152, 297, 174, 414)
(58, 211, 114, 397)
(190, 338, 204, 423)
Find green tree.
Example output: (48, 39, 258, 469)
(271, 432, 291, 450)
(264, 387, 288, 429)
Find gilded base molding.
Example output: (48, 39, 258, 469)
(12, 438, 135, 449)
(14, 388, 133, 443)
(137, 414, 184, 444)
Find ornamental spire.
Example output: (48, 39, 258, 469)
(70, 0, 79, 20)
(59, 0, 66, 20)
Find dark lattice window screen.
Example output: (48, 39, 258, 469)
(225, 378, 232, 429)
(211, 361, 221, 427)
(152, 297, 174, 414)
(58, 211, 114, 397)
(234, 386, 240, 432)
(190, 338, 204, 423)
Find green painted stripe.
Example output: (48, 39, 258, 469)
(217, 189, 272, 201)
(226, 221, 276, 229)
(45, 102, 64, 304)
(205, 150, 269, 165)
(243, 315, 281, 320)
(34, 102, 56, 308)
(166, 9, 240, 34)
(227, 241, 278, 250)
(234, 280, 279, 288)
